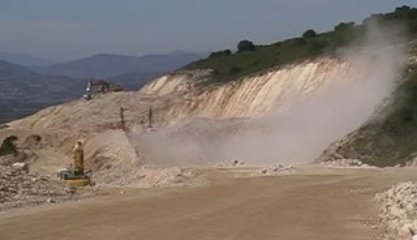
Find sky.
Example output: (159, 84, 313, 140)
(0, 0, 416, 61)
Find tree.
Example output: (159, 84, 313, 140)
(237, 40, 256, 52)
(394, 5, 411, 19)
(362, 14, 383, 26)
(334, 22, 355, 31)
(209, 49, 232, 58)
(0, 135, 18, 156)
(302, 29, 317, 39)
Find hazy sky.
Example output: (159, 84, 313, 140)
(0, 0, 416, 60)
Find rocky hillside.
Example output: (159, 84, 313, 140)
(141, 57, 379, 121)
(12, 56, 379, 130)
(316, 42, 417, 167)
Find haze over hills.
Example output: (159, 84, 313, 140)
(0, 60, 85, 123)
(0, 52, 56, 67)
(0, 51, 208, 123)
(39, 52, 207, 78)
(109, 72, 163, 91)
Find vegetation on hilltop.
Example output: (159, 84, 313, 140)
(185, 5, 417, 85)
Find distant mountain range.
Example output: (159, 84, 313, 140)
(0, 60, 85, 123)
(0, 52, 56, 67)
(39, 52, 207, 78)
(109, 72, 163, 91)
(0, 51, 206, 123)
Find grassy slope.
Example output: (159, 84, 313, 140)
(184, 6, 417, 85)
(185, 31, 347, 85)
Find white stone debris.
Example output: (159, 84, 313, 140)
(320, 159, 373, 168)
(252, 164, 295, 176)
(0, 165, 76, 210)
(376, 182, 417, 240)
(12, 162, 28, 173)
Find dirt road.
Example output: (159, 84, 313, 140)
(1, 167, 416, 240)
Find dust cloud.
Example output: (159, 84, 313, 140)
(133, 23, 406, 167)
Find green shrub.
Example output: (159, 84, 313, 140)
(237, 40, 256, 52)
(0, 135, 18, 156)
(302, 29, 317, 39)
(334, 22, 355, 31)
(209, 50, 232, 58)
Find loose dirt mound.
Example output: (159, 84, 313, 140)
(84, 129, 205, 187)
(110, 166, 204, 188)
(85, 129, 139, 173)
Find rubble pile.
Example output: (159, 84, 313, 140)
(376, 182, 417, 240)
(252, 164, 294, 176)
(0, 165, 71, 210)
(319, 159, 373, 168)
(213, 160, 246, 168)
(95, 166, 206, 188)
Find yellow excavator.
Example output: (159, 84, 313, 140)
(57, 141, 93, 187)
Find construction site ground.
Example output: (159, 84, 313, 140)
(1, 167, 417, 240)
